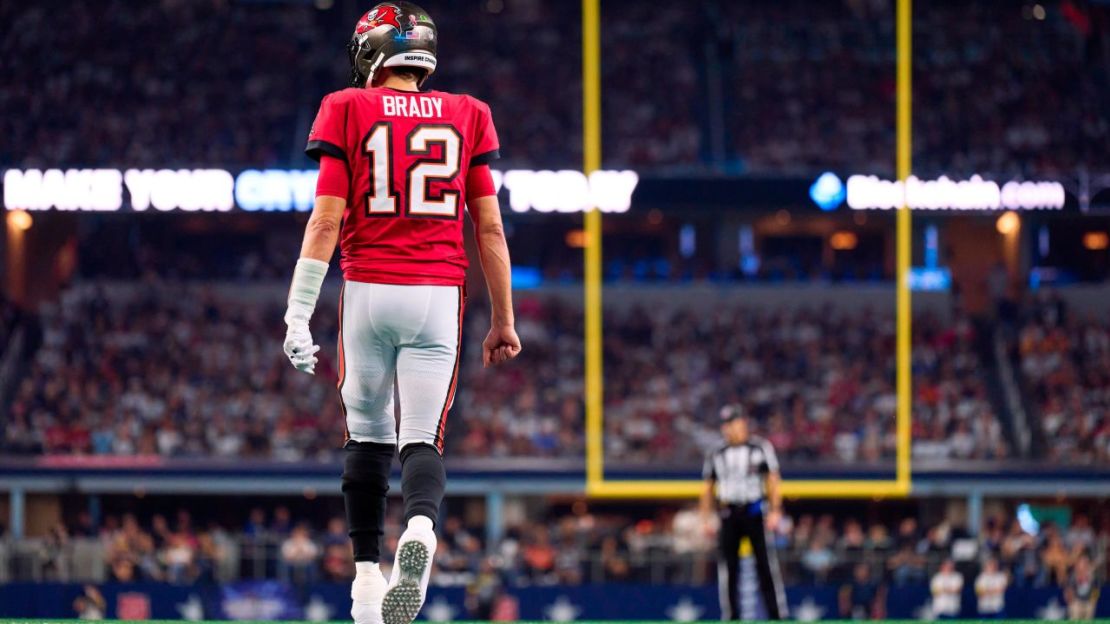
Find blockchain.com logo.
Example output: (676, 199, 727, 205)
(809, 172, 845, 211)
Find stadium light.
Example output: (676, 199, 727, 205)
(1083, 231, 1109, 251)
(829, 231, 858, 250)
(6, 209, 32, 231)
(996, 211, 1021, 235)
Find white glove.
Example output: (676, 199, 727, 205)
(283, 258, 329, 375)
(283, 313, 320, 375)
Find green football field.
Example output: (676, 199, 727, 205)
(4, 612, 1105, 617)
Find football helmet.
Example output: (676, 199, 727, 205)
(348, 2, 437, 88)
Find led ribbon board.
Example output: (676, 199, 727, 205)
(3, 168, 638, 214)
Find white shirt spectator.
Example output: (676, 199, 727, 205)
(281, 531, 320, 564)
(975, 570, 1007, 615)
(931, 569, 964, 617)
(672, 507, 716, 555)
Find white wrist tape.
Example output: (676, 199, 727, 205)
(285, 258, 329, 323)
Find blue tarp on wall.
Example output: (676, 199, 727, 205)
(0, 581, 1105, 620)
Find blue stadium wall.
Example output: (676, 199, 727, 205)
(1, 580, 1106, 620)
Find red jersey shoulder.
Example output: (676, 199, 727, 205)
(306, 89, 384, 161)
(461, 93, 493, 116)
(313, 88, 378, 121)
(423, 91, 498, 164)
(307, 89, 361, 162)
(334, 87, 382, 107)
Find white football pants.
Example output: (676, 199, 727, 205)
(337, 281, 464, 452)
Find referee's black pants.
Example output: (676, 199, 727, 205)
(717, 503, 787, 621)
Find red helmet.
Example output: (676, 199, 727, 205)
(347, 2, 437, 88)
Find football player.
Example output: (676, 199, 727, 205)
(282, 3, 520, 624)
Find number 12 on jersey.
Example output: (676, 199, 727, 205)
(363, 122, 462, 219)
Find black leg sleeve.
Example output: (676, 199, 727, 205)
(746, 515, 788, 620)
(399, 442, 446, 525)
(342, 440, 395, 562)
(717, 512, 742, 621)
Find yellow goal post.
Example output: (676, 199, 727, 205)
(580, 0, 913, 499)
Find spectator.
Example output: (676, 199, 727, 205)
(279, 523, 320, 584)
(1064, 555, 1099, 621)
(321, 543, 355, 582)
(974, 557, 1009, 618)
(39, 523, 71, 581)
(888, 542, 927, 587)
(195, 531, 226, 584)
(244, 508, 268, 538)
(866, 524, 893, 551)
(467, 556, 505, 620)
(839, 563, 885, 620)
(598, 535, 631, 582)
(323, 517, 348, 548)
(1040, 533, 1071, 587)
(521, 527, 557, 583)
(272, 507, 293, 537)
(930, 559, 964, 620)
(1066, 514, 1096, 551)
(162, 533, 196, 584)
(801, 537, 836, 584)
(672, 505, 716, 557)
(73, 585, 106, 620)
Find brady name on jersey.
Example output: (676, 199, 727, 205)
(381, 94, 442, 117)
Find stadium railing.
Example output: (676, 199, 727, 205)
(13, 533, 1105, 588)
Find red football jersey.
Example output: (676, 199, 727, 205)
(306, 87, 500, 286)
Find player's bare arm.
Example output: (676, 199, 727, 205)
(282, 192, 345, 375)
(468, 194, 521, 368)
(300, 194, 346, 262)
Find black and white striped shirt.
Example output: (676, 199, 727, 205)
(703, 436, 779, 504)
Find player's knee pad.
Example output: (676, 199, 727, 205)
(342, 440, 395, 494)
(399, 442, 446, 525)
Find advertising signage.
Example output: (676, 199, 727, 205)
(2, 166, 1081, 216)
(2, 167, 638, 215)
(844, 174, 1066, 211)
(628, 173, 1074, 213)
(810, 172, 1067, 212)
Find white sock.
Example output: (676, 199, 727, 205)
(407, 515, 434, 533)
(355, 562, 381, 577)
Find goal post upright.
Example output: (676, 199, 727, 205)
(582, 0, 605, 493)
(894, 0, 913, 495)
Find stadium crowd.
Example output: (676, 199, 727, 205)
(2, 0, 1106, 175)
(2, 284, 1010, 464)
(1017, 296, 1110, 463)
(22, 502, 1108, 605)
(459, 296, 1009, 463)
(0, 293, 23, 344)
(717, 0, 1109, 177)
(2, 284, 343, 461)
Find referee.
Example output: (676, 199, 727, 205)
(700, 405, 788, 621)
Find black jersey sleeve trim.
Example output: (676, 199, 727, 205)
(306, 140, 347, 163)
(470, 149, 500, 167)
